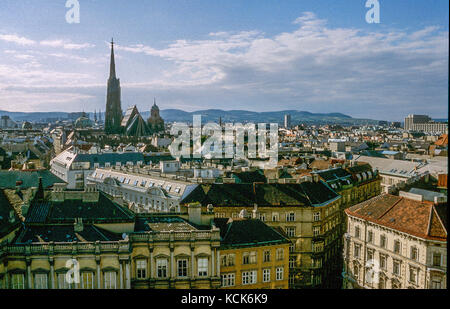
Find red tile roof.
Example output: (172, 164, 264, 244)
(345, 194, 447, 241)
(435, 134, 448, 147)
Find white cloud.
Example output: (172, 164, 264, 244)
(40, 39, 95, 50)
(0, 13, 447, 119)
(0, 34, 35, 45)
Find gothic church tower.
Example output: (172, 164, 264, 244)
(104, 39, 123, 134)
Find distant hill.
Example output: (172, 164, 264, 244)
(1, 109, 379, 125)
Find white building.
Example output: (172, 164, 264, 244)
(352, 155, 427, 193)
(50, 148, 145, 189)
(86, 168, 198, 213)
(343, 194, 447, 289)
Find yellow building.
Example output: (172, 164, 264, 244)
(215, 217, 290, 289)
(180, 181, 344, 288)
(0, 186, 221, 289)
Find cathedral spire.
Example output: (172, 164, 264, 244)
(109, 38, 116, 79)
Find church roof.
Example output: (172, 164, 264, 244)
(125, 113, 151, 137)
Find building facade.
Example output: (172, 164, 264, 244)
(343, 194, 447, 289)
(404, 114, 448, 133)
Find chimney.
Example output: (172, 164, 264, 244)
(313, 173, 319, 183)
(188, 203, 202, 226)
(434, 196, 447, 205)
(74, 218, 84, 232)
(252, 203, 258, 219)
(9, 210, 16, 224)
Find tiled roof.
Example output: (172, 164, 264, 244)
(434, 134, 448, 147)
(25, 191, 135, 224)
(74, 152, 145, 165)
(345, 194, 447, 241)
(181, 182, 340, 207)
(0, 190, 21, 238)
(0, 170, 65, 189)
(231, 170, 267, 183)
(214, 218, 290, 248)
(15, 224, 122, 243)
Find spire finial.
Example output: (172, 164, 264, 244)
(109, 38, 116, 78)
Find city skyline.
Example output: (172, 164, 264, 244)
(0, 0, 448, 121)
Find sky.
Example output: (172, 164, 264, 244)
(0, 0, 448, 121)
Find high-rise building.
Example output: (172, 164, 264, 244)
(284, 114, 291, 129)
(104, 39, 123, 134)
(404, 114, 448, 133)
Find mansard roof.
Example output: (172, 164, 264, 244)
(180, 182, 340, 207)
(25, 191, 135, 224)
(214, 218, 290, 249)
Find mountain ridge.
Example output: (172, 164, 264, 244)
(1, 108, 381, 125)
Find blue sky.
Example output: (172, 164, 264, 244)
(0, 0, 448, 121)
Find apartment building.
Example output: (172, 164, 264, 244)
(179, 181, 343, 288)
(343, 194, 447, 289)
(215, 217, 290, 289)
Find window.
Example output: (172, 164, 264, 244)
(286, 227, 296, 237)
(157, 259, 168, 278)
(221, 254, 235, 267)
(409, 266, 417, 284)
(276, 248, 284, 261)
(276, 267, 284, 280)
(367, 230, 373, 243)
(380, 254, 387, 270)
(394, 240, 401, 254)
(57, 273, 71, 289)
(81, 272, 94, 289)
(259, 213, 266, 222)
(289, 257, 296, 269)
(249, 251, 257, 264)
(393, 260, 400, 276)
(431, 280, 442, 289)
(177, 259, 188, 277)
(263, 250, 271, 263)
(289, 244, 295, 253)
(198, 258, 208, 277)
(11, 273, 25, 289)
(286, 212, 295, 222)
(313, 212, 320, 222)
(272, 212, 279, 222)
(353, 265, 359, 280)
(380, 235, 386, 248)
(262, 269, 270, 283)
(104, 271, 117, 289)
(354, 243, 361, 258)
(242, 271, 257, 285)
(243, 252, 250, 265)
(367, 249, 374, 261)
(433, 253, 441, 267)
(136, 259, 147, 279)
(355, 226, 360, 238)
(410, 247, 418, 261)
(221, 273, 235, 287)
(378, 277, 385, 289)
(289, 274, 295, 286)
(34, 273, 48, 289)
(313, 226, 320, 237)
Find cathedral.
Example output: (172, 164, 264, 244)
(104, 39, 164, 137)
